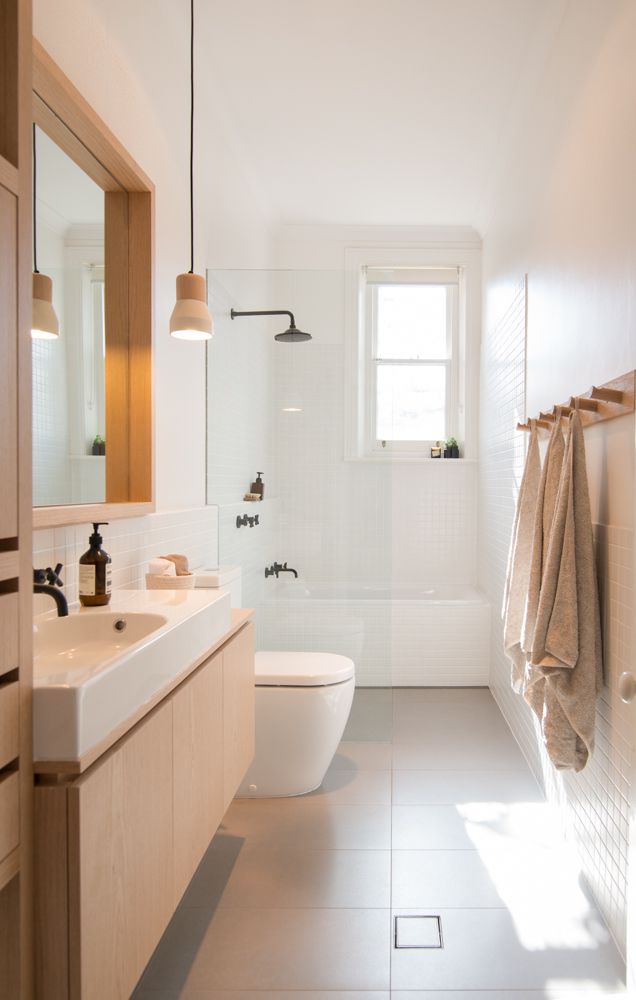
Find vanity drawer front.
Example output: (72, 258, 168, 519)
(0, 590, 19, 676)
(0, 771, 19, 862)
(223, 622, 255, 810)
(0, 681, 19, 768)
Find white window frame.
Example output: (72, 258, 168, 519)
(363, 273, 459, 457)
(345, 244, 481, 463)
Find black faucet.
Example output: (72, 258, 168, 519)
(34, 564, 69, 617)
(264, 562, 298, 579)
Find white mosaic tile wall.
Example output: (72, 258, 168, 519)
(216, 498, 280, 627)
(33, 507, 219, 608)
(479, 278, 632, 956)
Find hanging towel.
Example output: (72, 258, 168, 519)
(529, 410, 603, 771)
(503, 421, 541, 692)
(521, 418, 565, 720)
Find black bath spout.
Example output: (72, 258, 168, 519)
(265, 562, 299, 579)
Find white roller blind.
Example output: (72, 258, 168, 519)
(364, 266, 459, 286)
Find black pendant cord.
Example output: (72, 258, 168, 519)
(32, 123, 39, 274)
(189, 0, 194, 274)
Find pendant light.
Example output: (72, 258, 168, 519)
(31, 124, 60, 340)
(170, 0, 213, 340)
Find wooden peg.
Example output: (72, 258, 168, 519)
(591, 385, 624, 404)
(516, 421, 529, 431)
(554, 404, 571, 417)
(569, 395, 599, 412)
(537, 419, 552, 429)
(539, 411, 555, 422)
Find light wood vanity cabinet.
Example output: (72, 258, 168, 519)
(172, 649, 225, 900)
(35, 620, 255, 1000)
(69, 703, 174, 1000)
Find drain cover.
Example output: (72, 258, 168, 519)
(394, 915, 443, 949)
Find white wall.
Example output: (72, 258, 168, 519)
(480, 0, 636, 956)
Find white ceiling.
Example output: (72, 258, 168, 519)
(77, 0, 566, 235)
(198, 0, 566, 232)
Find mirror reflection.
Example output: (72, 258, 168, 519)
(32, 125, 106, 506)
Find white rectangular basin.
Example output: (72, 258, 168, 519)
(33, 588, 231, 761)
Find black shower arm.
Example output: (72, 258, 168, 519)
(230, 308, 296, 326)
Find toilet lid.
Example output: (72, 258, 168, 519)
(255, 651, 355, 687)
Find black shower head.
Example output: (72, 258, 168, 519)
(230, 308, 312, 342)
(275, 321, 311, 343)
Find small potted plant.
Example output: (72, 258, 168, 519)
(445, 437, 460, 458)
(91, 434, 106, 456)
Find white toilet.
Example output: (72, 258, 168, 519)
(194, 566, 355, 797)
(238, 651, 355, 797)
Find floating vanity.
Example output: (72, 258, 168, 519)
(33, 591, 255, 1000)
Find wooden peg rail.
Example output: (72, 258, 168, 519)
(517, 370, 635, 432)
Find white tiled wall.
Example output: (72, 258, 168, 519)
(274, 274, 479, 589)
(479, 278, 632, 956)
(207, 266, 484, 684)
(33, 507, 218, 608)
(206, 270, 277, 508)
(216, 498, 280, 619)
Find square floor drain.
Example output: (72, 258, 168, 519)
(394, 915, 443, 949)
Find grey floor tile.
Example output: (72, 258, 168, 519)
(141, 907, 391, 992)
(392, 849, 507, 908)
(390, 908, 624, 992)
(222, 798, 392, 849)
(392, 805, 482, 850)
(182, 841, 391, 908)
(344, 688, 393, 741)
(305, 768, 392, 804)
(392, 727, 527, 770)
(330, 740, 393, 771)
(392, 768, 543, 805)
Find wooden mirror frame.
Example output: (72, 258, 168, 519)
(32, 39, 154, 529)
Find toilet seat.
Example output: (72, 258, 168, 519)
(255, 651, 355, 687)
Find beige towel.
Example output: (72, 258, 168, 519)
(160, 553, 191, 576)
(503, 422, 541, 692)
(521, 419, 565, 719)
(529, 411, 602, 771)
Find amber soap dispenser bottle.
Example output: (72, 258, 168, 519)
(79, 522, 112, 606)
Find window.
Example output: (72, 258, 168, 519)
(364, 267, 459, 456)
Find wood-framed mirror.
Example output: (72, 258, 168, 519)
(32, 39, 154, 529)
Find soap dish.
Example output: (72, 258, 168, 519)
(145, 573, 195, 590)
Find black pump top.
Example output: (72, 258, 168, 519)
(256, 472, 264, 480)
(90, 522, 109, 547)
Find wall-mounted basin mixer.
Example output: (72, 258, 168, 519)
(265, 562, 298, 579)
(34, 563, 68, 617)
(237, 514, 260, 528)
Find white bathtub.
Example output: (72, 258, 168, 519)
(258, 582, 491, 687)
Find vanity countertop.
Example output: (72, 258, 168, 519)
(33, 588, 253, 775)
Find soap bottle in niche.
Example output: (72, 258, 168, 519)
(251, 471, 264, 500)
(79, 522, 112, 606)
